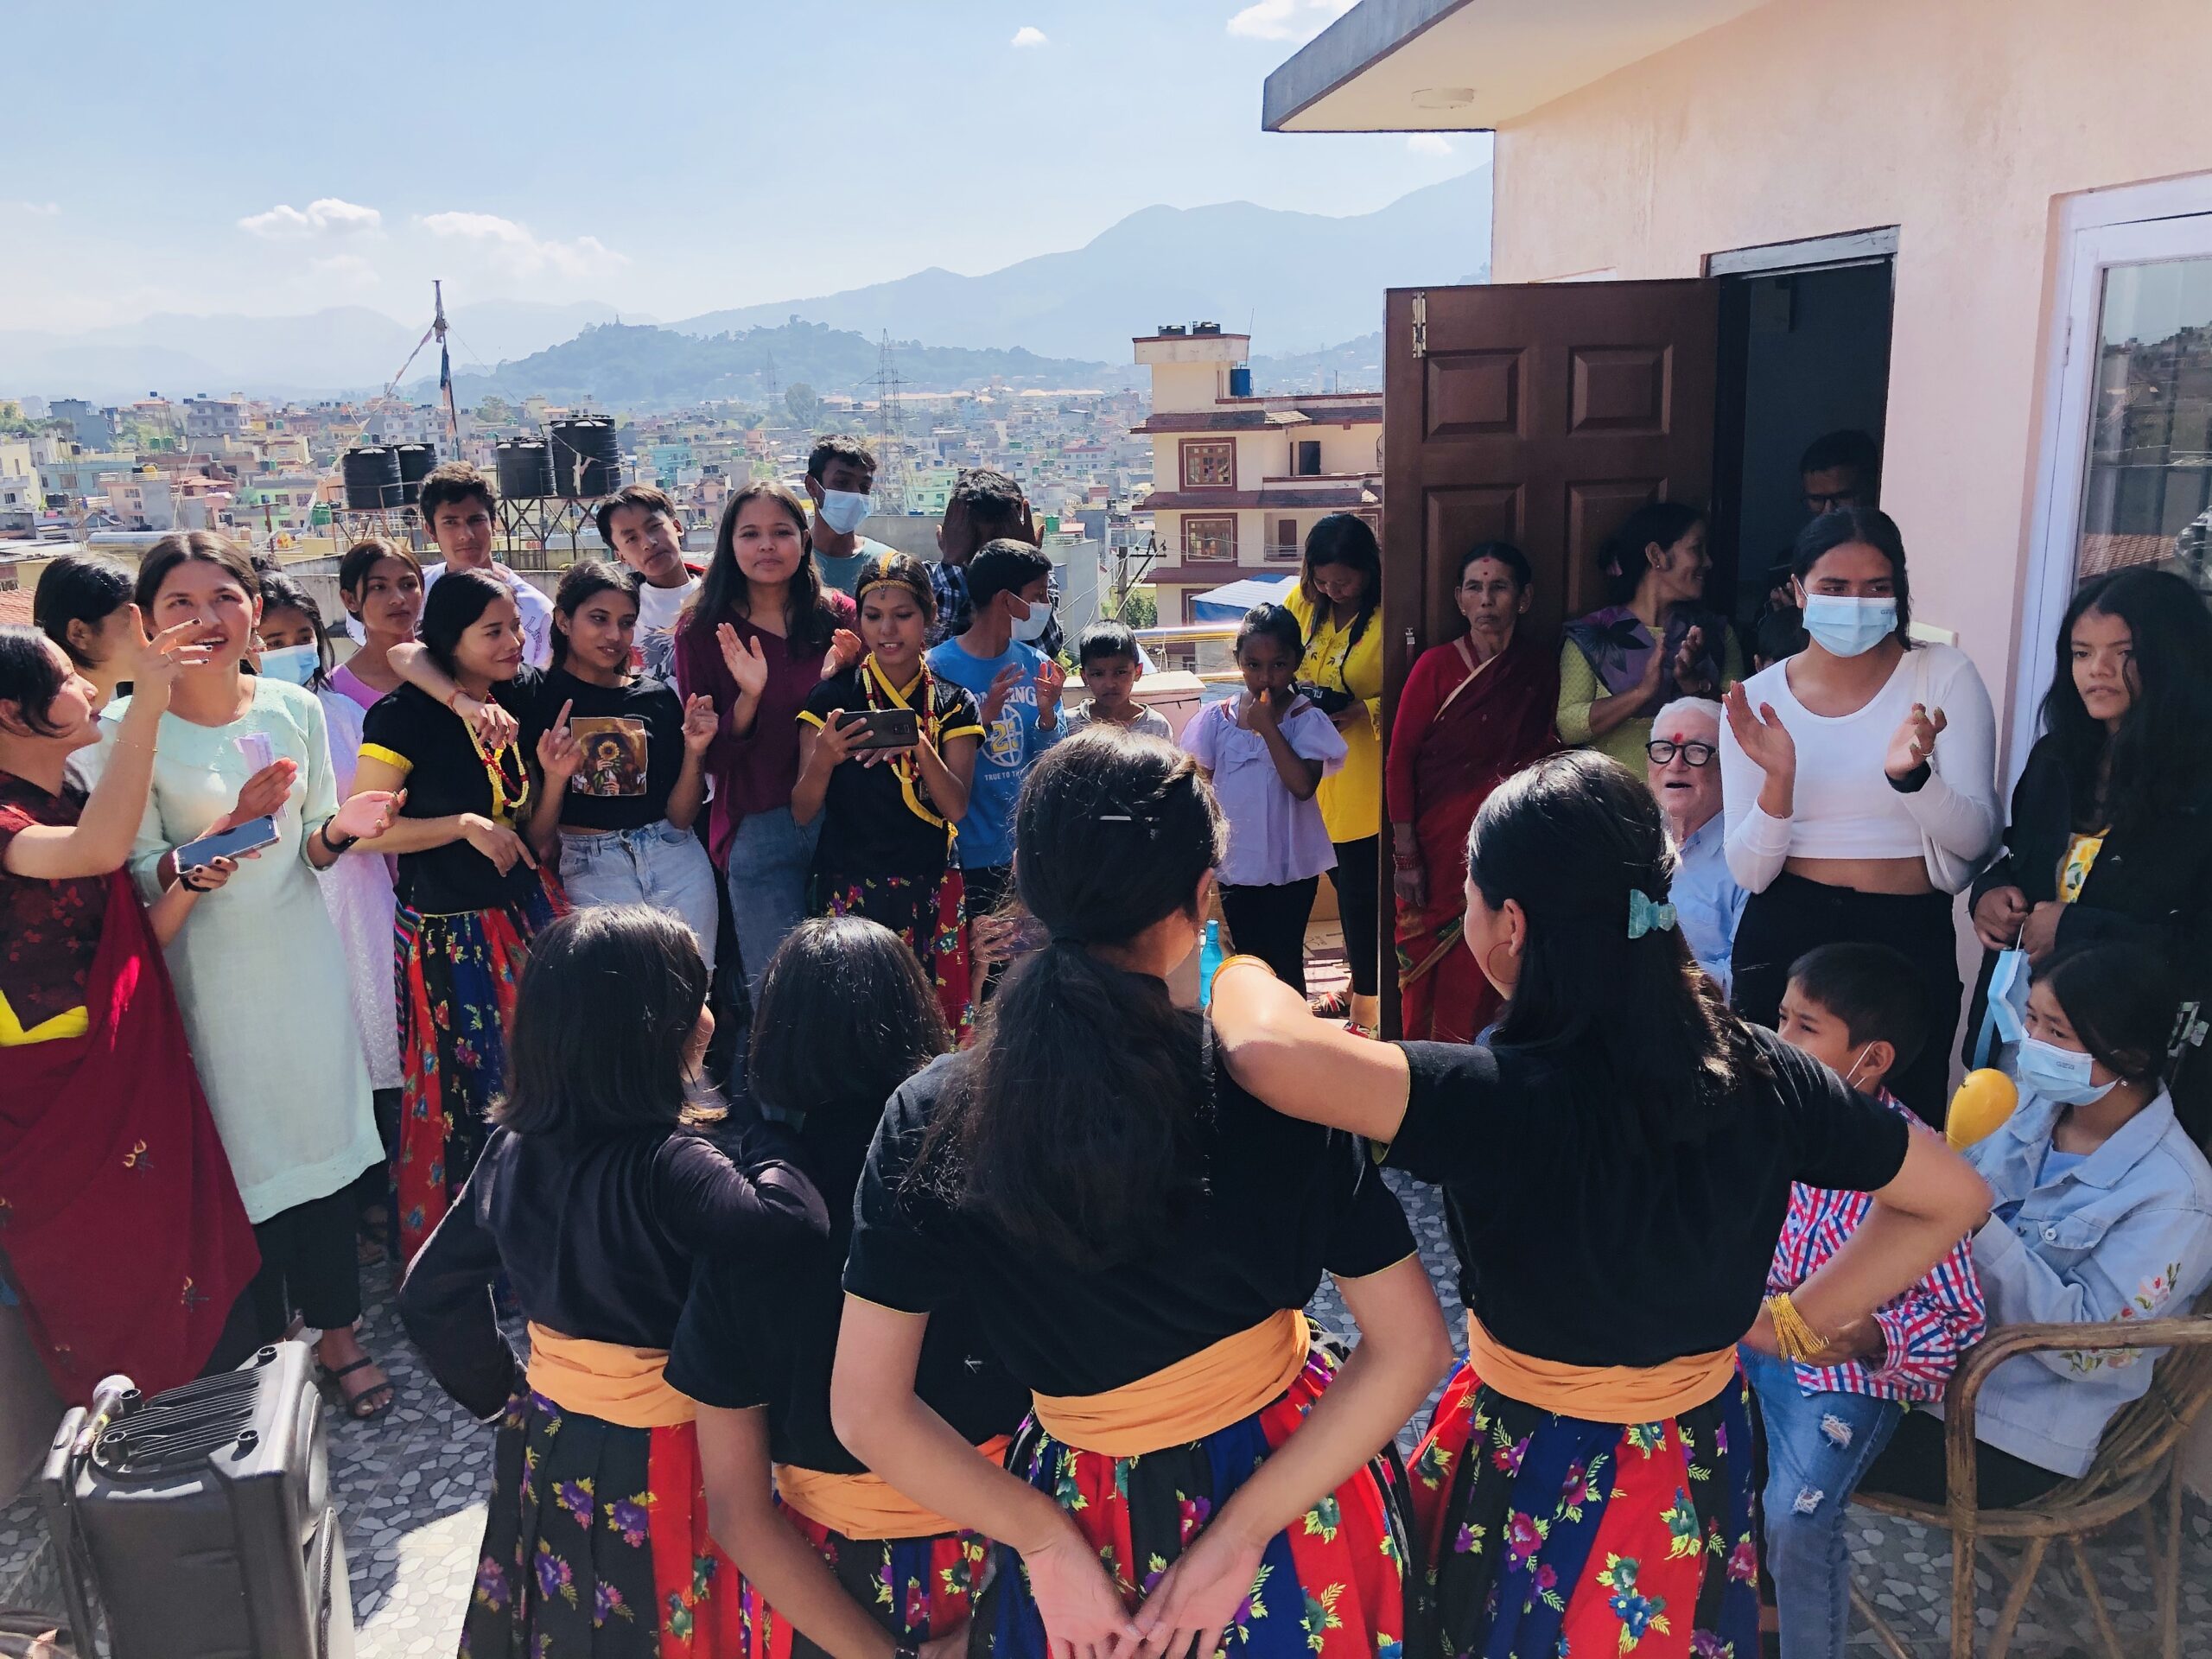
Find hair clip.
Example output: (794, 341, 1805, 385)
(1627, 889, 1678, 940)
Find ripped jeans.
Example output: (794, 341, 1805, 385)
(1742, 1346, 1905, 1659)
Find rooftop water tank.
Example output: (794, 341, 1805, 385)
(340, 446, 401, 511)
(549, 417, 620, 499)
(495, 438, 554, 500)
(1228, 366, 1253, 397)
(392, 442, 435, 505)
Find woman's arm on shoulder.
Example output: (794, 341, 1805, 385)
(1211, 959, 1412, 1141)
(658, 1126, 830, 1255)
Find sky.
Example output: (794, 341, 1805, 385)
(2, 0, 1489, 337)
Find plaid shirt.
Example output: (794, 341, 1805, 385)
(1767, 1090, 1986, 1402)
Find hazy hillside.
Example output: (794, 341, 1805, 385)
(667, 167, 1491, 363)
(425, 319, 1116, 408)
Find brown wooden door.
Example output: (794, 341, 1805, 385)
(1376, 278, 1720, 1032)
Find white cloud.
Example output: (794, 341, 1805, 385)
(417, 211, 629, 279)
(1225, 0, 1356, 41)
(1011, 24, 1047, 46)
(238, 196, 382, 238)
(1406, 133, 1455, 156)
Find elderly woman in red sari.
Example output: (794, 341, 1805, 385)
(1388, 542, 1558, 1042)
(0, 620, 268, 1399)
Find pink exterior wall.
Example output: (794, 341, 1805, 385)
(1488, 0, 2212, 739)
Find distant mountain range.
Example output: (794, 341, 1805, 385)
(425, 319, 1114, 408)
(0, 167, 1487, 403)
(667, 167, 1489, 364)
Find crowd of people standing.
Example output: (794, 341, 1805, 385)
(2, 426, 2208, 1659)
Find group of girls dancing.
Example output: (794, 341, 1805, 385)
(393, 722, 2000, 1659)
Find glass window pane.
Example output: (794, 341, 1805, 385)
(2076, 255, 2212, 602)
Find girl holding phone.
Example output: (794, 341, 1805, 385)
(113, 533, 400, 1418)
(351, 569, 565, 1262)
(792, 551, 982, 1039)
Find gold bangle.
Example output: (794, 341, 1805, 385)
(1766, 1291, 1829, 1363)
(1209, 952, 1275, 995)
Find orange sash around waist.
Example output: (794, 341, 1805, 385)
(774, 1435, 1014, 1541)
(1031, 1308, 1312, 1458)
(525, 1323, 696, 1429)
(1465, 1315, 1737, 1425)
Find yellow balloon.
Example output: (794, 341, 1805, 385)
(1947, 1069, 2018, 1148)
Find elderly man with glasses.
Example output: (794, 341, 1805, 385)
(1648, 696, 1745, 995)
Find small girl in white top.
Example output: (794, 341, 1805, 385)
(1181, 603, 1346, 993)
(1721, 508, 2000, 1122)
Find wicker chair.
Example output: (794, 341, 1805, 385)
(1848, 1302, 2212, 1659)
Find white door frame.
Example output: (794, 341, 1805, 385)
(2014, 178, 2212, 778)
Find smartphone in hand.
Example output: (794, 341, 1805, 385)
(176, 816, 280, 869)
(840, 708, 920, 752)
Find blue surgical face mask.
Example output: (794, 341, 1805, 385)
(1801, 594, 1897, 658)
(816, 489, 871, 537)
(257, 643, 320, 686)
(1010, 594, 1054, 643)
(2014, 1034, 2119, 1108)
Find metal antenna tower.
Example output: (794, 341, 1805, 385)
(763, 349, 779, 418)
(873, 331, 907, 512)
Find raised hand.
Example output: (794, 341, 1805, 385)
(125, 611, 213, 707)
(461, 813, 537, 875)
(824, 626, 865, 680)
(1885, 701, 1947, 780)
(536, 699, 582, 785)
(981, 663, 1026, 726)
(1034, 656, 1067, 724)
(1723, 683, 1796, 779)
(681, 693, 717, 757)
(718, 624, 772, 700)
(216, 759, 298, 835)
(1672, 623, 1712, 695)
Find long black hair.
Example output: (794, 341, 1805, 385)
(419, 567, 512, 674)
(2038, 568, 2212, 836)
(1300, 512, 1381, 650)
(1599, 502, 1705, 608)
(494, 905, 718, 1135)
(32, 552, 134, 667)
(2041, 944, 2177, 1090)
(0, 626, 70, 737)
(937, 728, 1225, 1264)
(684, 480, 836, 656)
(1791, 505, 1914, 645)
(255, 569, 334, 691)
(1470, 748, 1754, 1141)
(549, 558, 640, 673)
(749, 916, 950, 1121)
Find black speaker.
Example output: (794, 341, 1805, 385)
(37, 1342, 353, 1659)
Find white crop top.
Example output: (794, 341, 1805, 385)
(1719, 643, 1999, 894)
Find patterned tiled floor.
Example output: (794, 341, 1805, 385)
(4, 933, 2210, 1653)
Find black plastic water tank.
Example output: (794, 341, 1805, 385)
(340, 446, 401, 511)
(496, 438, 554, 500)
(1228, 365, 1253, 397)
(392, 442, 435, 505)
(549, 417, 620, 499)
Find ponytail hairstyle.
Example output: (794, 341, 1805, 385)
(1598, 501, 1706, 608)
(1299, 512, 1381, 649)
(1469, 748, 1756, 1142)
(938, 727, 1225, 1264)
(1791, 505, 1915, 645)
(549, 557, 640, 672)
(2040, 944, 2177, 1090)
(255, 569, 335, 691)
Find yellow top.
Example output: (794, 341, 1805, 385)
(1284, 587, 1382, 845)
(2059, 831, 2107, 905)
(0, 994, 88, 1046)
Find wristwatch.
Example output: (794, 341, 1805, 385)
(320, 819, 358, 855)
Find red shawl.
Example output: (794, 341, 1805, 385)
(1387, 632, 1560, 886)
(0, 871, 258, 1399)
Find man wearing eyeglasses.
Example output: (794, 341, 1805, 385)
(1649, 696, 1745, 995)
(1764, 429, 1882, 613)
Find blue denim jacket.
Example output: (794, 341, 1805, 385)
(1939, 1088, 2212, 1478)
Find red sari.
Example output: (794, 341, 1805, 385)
(0, 776, 257, 1398)
(1385, 633, 1558, 1042)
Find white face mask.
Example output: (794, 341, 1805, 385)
(1839, 1040, 1878, 1093)
(1010, 594, 1054, 643)
(1801, 594, 1897, 658)
(2014, 1035, 2119, 1108)
(257, 643, 320, 686)
(816, 489, 871, 537)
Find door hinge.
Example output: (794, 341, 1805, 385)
(1409, 290, 1427, 359)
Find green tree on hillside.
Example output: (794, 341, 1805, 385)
(785, 383, 823, 429)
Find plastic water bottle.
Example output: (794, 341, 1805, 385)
(1198, 918, 1222, 1007)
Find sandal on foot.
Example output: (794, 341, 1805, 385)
(1308, 989, 1351, 1019)
(317, 1356, 395, 1421)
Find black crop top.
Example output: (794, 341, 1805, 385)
(1389, 1027, 1911, 1368)
(842, 1018, 1416, 1397)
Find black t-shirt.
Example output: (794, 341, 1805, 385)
(667, 1095, 1027, 1471)
(361, 673, 545, 914)
(1389, 1027, 1912, 1369)
(842, 1020, 1416, 1397)
(521, 666, 687, 833)
(799, 664, 982, 880)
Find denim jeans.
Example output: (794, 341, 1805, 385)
(1741, 1346, 1904, 1659)
(722, 804, 822, 1002)
(558, 820, 721, 974)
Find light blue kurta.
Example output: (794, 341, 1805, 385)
(98, 677, 382, 1224)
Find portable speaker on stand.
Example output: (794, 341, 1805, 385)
(37, 1342, 353, 1659)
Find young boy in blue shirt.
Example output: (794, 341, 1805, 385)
(925, 539, 1065, 995)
